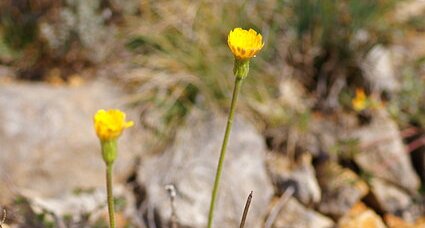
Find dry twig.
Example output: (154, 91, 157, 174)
(0, 208, 6, 228)
(239, 191, 253, 228)
(165, 184, 178, 228)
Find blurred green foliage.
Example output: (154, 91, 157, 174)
(390, 57, 425, 127)
(1, 7, 38, 50)
(330, 138, 361, 160)
(285, 0, 396, 106)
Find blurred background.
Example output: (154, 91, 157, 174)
(0, 0, 424, 227)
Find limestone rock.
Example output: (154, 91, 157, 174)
(370, 178, 423, 222)
(138, 109, 273, 228)
(0, 66, 15, 79)
(349, 112, 420, 191)
(317, 162, 369, 218)
(339, 202, 387, 228)
(371, 178, 411, 213)
(301, 113, 357, 157)
(5, 185, 135, 227)
(38, 0, 120, 63)
(0, 81, 144, 204)
(270, 197, 334, 228)
(362, 45, 399, 92)
(279, 78, 309, 112)
(267, 153, 321, 205)
(385, 214, 425, 228)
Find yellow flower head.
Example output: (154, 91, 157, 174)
(352, 88, 367, 111)
(228, 28, 264, 60)
(94, 109, 134, 141)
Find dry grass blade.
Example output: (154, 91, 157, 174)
(239, 191, 253, 228)
(264, 187, 295, 228)
(165, 185, 178, 228)
(0, 208, 6, 228)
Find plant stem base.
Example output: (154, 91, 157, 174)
(207, 77, 243, 228)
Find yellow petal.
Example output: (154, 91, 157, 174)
(228, 28, 264, 60)
(93, 109, 134, 141)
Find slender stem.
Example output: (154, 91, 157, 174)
(106, 164, 115, 228)
(208, 77, 243, 228)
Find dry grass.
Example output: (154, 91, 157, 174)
(120, 0, 407, 143)
(121, 0, 286, 140)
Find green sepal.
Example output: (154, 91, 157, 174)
(101, 140, 117, 165)
(233, 59, 250, 79)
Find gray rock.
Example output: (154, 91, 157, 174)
(39, 0, 117, 63)
(270, 197, 334, 228)
(338, 202, 387, 228)
(279, 79, 310, 112)
(362, 45, 399, 92)
(138, 109, 273, 228)
(300, 113, 357, 157)
(9, 185, 136, 227)
(0, 81, 144, 204)
(370, 178, 412, 214)
(317, 162, 369, 218)
(267, 153, 321, 205)
(0, 66, 15, 78)
(370, 178, 423, 222)
(349, 111, 420, 191)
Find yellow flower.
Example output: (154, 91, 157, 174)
(94, 109, 134, 141)
(352, 88, 367, 111)
(228, 28, 264, 60)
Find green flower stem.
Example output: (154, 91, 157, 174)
(106, 164, 115, 228)
(208, 75, 244, 228)
(101, 140, 117, 228)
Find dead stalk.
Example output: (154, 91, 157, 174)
(239, 191, 253, 228)
(165, 185, 178, 228)
(0, 208, 6, 228)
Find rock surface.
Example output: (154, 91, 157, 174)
(300, 113, 357, 157)
(370, 178, 423, 222)
(385, 214, 425, 228)
(38, 0, 121, 63)
(338, 202, 387, 228)
(267, 153, 321, 205)
(370, 178, 412, 214)
(0, 81, 144, 204)
(317, 162, 369, 218)
(362, 45, 399, 92)
(138, 109, 273, 228)
(2, 185, 135, 227)
(349, 111, 420, 191)
(270, 197, 334, 228)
